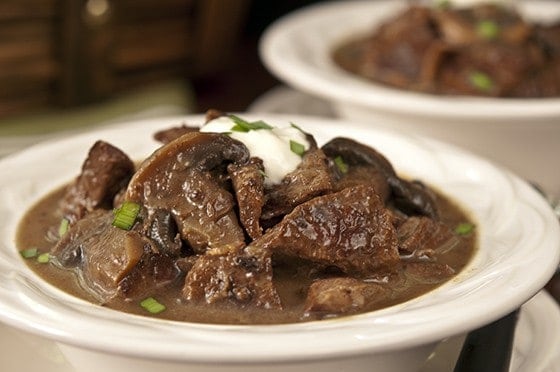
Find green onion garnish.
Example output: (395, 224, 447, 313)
(290, 122, 304, 132)
(229, 114, 273, 132)
(20, 248, 38, 259)
(334, 156, 349, 174)
(455, 222, 475, 236)
(290, 140, 306, 156)
(37, 253, 51, 264)
(476, 20, 500, 40)
(140, 297, 166, 314)
(58, 218, 69, 237)
(112, 201, 141, 230)
(468, 71, 493, 92)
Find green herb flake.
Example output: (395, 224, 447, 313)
(112, 201, 141, 230)
(290, 140, 306, 156)
(290, 122, 304, 132)
(455, 222, 475, 236)
(476, 20, 500, 40)
(229, 114, 273, 132)
(468, 71, 494, 92)
(334, 156, 349, 174)
(140, 297, 166, 314)
(37, 253, 51, 264)
(231, 124, 250, 133)
(58, 218, 69, 237)
(20, 248, 38, 259)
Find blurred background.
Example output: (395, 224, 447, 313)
(0, 0, 324, 141)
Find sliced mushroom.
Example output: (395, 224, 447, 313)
(51, 209, 179, 303)
(126, 132, 250, 254)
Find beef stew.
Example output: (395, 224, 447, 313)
(332, 2, 560, 97)
(17, 111, 476, 324)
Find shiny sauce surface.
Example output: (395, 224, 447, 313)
(17, 185, 476, 324)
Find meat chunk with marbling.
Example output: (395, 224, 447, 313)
(304, 277, 389, 316)
(262, 147, 334, 221)
(253, 185, 399, 275)
(182, 246, 281, 309)
(397, 216, 459, 259)
(60, 140, 134, 224)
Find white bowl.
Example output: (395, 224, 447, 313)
(259, 0, 560, 197)
(1, 114, 559, 372)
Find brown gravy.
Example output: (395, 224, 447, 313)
(17, 184, 476, 325)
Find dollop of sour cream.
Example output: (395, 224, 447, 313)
(200, 115, 310, 185)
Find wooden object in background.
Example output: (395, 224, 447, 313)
(0, 0, 250, 117)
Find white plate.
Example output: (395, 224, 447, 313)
(0, 114, 559, 371)
(1, 290, 558, 372)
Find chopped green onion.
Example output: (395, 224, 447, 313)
(258, 170, 268, 179)
(58, 218, 69, 237)
(20, 248, 38, 259)
(476, 20, 500, 40)
(334, 156, 349, 174)
(37, 253, 51, 264)
(229, 114, 273, 132)
(290, 122, 304, 132)
(140, 297, 166, 314)
(290, 140, 306, 156)
(112, 201, 141, 230)
(468, 71, 493, 92)
(455, 222, 475, 236)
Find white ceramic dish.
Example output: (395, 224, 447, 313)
(1, 114, 559, 372)
(259, 0, 560, 197)
(2, 290, 559, 372)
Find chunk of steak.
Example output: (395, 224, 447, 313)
(254, 185, 399, 275)
(262, 147, 334, 220)
(52, 209, 179, 303)
(153, 109, 225, 145)
(228, 157, 266, 240)
(153, 124, 199, 144)
(360, 5, 439, 90)
(397, 216, 459, 259)
(332, 165, 391, 201)
(60, 141, 134, 224)
(182, 246, 281, 309)
(304, 277, 389, 316)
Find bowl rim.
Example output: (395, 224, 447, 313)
(259, 0, 560, 121)
(0, 113, 559, 364)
